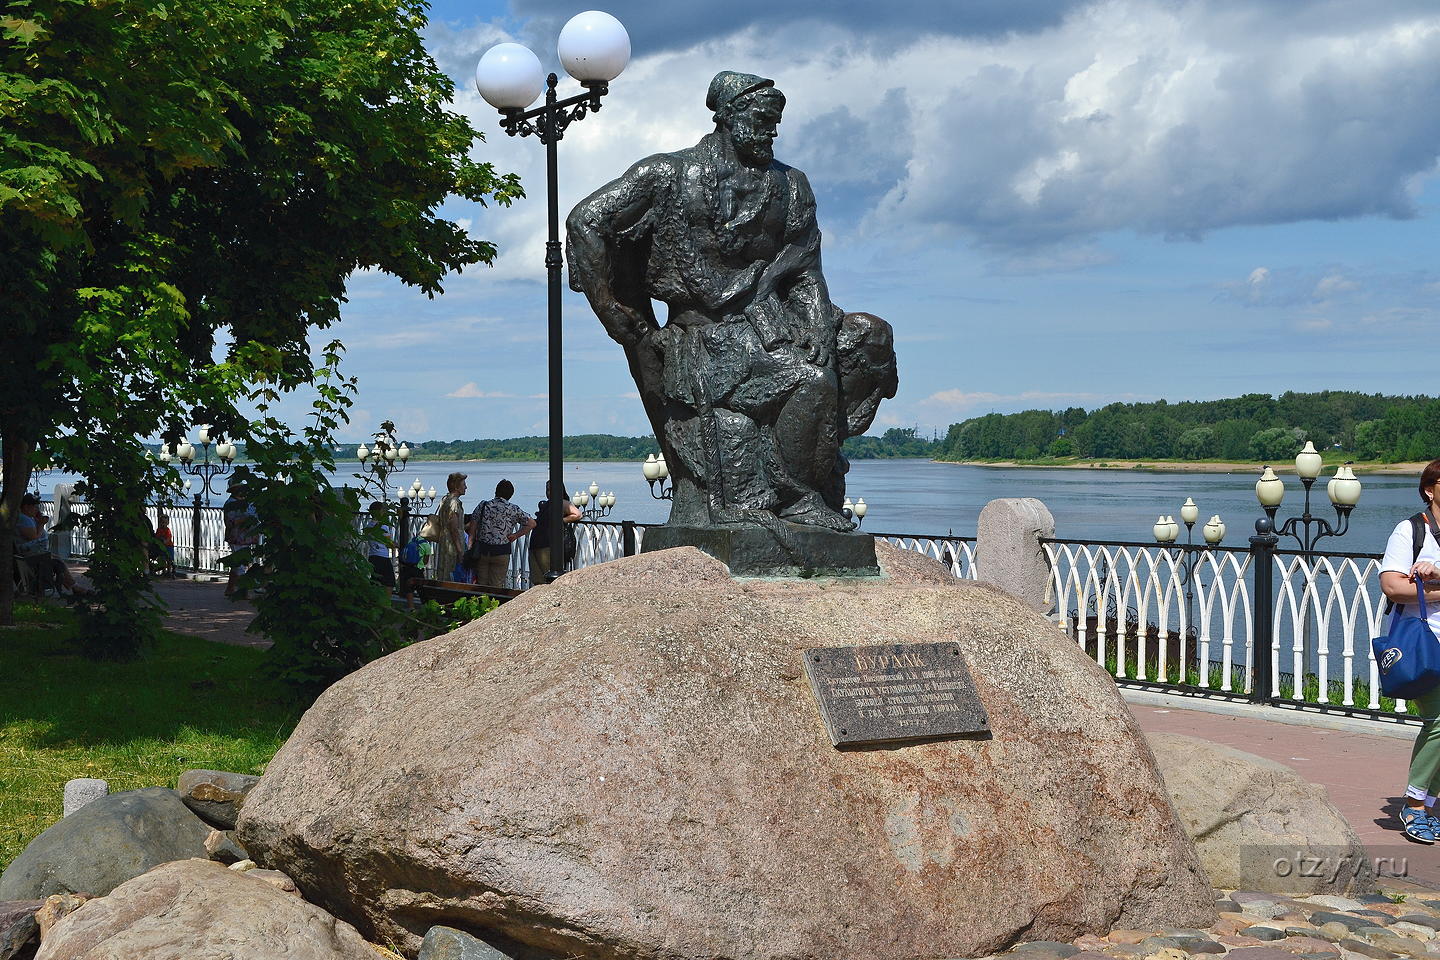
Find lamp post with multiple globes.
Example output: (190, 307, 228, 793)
(158, 425, 236, 506)
(1249, 441, 1362, 704)
(1152, 497, 1225, 639)
(642, 453, 672, 500)
(355, 422, 412, 502)
(475, 11, 630, 583)
(574, 481, 616, 521)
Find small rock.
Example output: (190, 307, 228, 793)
(1365, 905, 1411, 918)
(228, 859, 256, 872)
(1107, 931, 1156, 946)
(1070, 953, 1113, 960)
(1300, 953, 1342, 960)
(1319, 924, 1358, 941)
(1245, 903, 1290, 920)
(245, 869, 299, 897)
(1105, 945, 1148, 958)
(1341, 943, 1397, 960)
(0, 900, 43, 960)
(1420, 902, 1440, 914)
(1073, 935, 1111, 952)
(417, 925, 517, 960)
(35, 893, 89, 940)
(1224, 948, 1306, 960)
(61, 779, 108, 818)
(1393, 924, 1436, 942)
(1136, 937, 1183, 953)
(177, 769, 260, 830)
(1313, 913, 1377, 932)
(1144, 949, 1186, 960)
(1176, 939, 1227, 955)
(1278, 936, 1343, 956)
(1250, 928, 1287, 941)
(1217, 900, 1244, 912)
(204, 829, 247, 865)
(1362, 932, 1424, 957)
(1401, 918, 1440, 931)
(1012, 943, 1080, 959)
(1356, 912, 1400, 926)
(1222, 937, 1271, 948)
(1359, 896, 1402, 905)
(1310, 898, 1369, 913)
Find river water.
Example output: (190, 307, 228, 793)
(33, 459, 1423, 553)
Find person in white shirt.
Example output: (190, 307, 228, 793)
(1379, 458, 1440, 843)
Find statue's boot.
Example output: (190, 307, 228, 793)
(779, 494, 855, 532)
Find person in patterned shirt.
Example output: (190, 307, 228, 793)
(468, 479, 535, 589)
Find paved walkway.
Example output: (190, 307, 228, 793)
(151, 575, 263, 648)
(1130, 699, 1439, 888)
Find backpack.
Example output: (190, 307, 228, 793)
(400, 536, 423, 566)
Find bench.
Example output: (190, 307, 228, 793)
(411, 579, 521, 607)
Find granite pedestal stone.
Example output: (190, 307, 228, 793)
(237, 544, 1215, 960)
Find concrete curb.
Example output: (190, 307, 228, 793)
(1120, 686, 1421, 740)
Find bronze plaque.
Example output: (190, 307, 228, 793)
(802, 642, 989, 747)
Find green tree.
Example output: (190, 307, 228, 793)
(0, 0, 521, 637)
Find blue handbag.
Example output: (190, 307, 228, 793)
(1373, 584, 1440, 700)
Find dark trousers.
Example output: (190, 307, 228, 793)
(368, 555, 395, 588)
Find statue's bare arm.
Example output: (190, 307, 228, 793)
(567, 157, 672, 347)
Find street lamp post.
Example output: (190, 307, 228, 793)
(1249, 441, 1363, 703)
(161, 425, 236, 506)
(1253, 442, 1363, 553)
(642, 453, 673, 500)
(842, 497, 869, 528)
(574, 481, 616, 521)
(1152, 499, 1225, 641)
(356, 421, 412, 502)
(476, 11, 630, 583)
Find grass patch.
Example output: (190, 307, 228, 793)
(0, 600, 304, 869)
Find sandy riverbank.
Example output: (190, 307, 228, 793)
(941, 459, 1427, 475)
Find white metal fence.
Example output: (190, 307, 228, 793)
(1042, 539, 1397, 716)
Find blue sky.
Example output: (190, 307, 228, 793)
(312, 0, 1440, 443)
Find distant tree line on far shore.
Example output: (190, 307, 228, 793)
(341, 427, 942, 462)
(934, 391, 1440, 463)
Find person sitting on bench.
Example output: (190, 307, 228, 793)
(16, 493, 88, 596)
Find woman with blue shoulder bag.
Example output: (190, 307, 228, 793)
(1379, 458, 1440, 843)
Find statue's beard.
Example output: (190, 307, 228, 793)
(731, 126, 775, 166)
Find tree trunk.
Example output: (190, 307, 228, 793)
(0, 420, 34, 626)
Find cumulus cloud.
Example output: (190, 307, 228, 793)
(438, 0, 1440, 273)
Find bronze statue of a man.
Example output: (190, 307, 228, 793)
(567, 71, 897, 569)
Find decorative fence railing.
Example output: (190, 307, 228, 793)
(1043, 537, 1398, 719)
(39, 497, 1400, 720)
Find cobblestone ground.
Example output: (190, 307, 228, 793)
(998, 890, 1440, 960)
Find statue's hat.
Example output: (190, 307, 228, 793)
(706, 71, 775, 113)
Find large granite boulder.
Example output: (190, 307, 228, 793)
(0, 788, 210, 900)
(34, 859, 377, 960)
(238, 545, 1215, 960)
(1147, 732, 1378, 896)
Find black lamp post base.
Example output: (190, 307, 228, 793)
(642, 522, 879, 579)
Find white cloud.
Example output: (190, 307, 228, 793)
(445, 382, 518, 399)
(1249, 267, 1270, 286)
(917, 389, 1152, 416)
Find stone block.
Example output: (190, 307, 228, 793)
(0, 901, 41, 960)
(976, 498, 1055, 611)
(61, 780, 106, 818)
